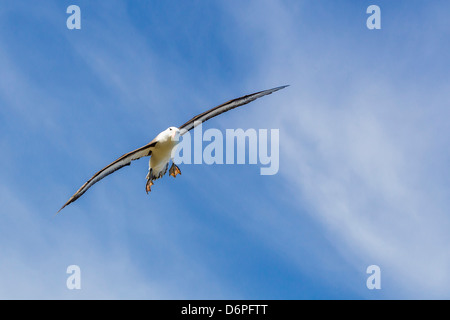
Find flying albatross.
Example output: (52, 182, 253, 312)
(57, 85, 288, 213)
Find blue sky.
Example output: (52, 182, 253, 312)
(1, 0, 449, 299)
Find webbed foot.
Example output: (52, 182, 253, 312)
(169, 163, 182, 178)
(145, 179, 154, 194)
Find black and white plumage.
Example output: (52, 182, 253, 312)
(57, 85, 288, 213)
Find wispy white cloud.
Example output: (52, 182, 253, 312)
(220, 0, 450, 298)
(0, 178, 238, 299)
(0, 1, 240, 299)
(2, 0, 449, 299)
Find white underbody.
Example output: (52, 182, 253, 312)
(148, 128, 180, 180)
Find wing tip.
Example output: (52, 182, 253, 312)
(55, 195, 76, 216)
(55, 203, 68, 216)
(260, 85, 289, 96)
(272, 84, 290, 91)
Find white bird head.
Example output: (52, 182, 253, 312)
(154, 127, 181, 145)
(166, 126, 181, 142)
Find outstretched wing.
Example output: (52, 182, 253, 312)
(178, 85, 289, 134)
(57, 140, 158, 214)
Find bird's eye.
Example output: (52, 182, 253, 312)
(169, 128, 172, 131)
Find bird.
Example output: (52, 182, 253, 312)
(57, 85, 288, 213)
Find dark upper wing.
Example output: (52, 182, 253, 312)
(57, 140, 157, 214)
(178, 85, 289, 134)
